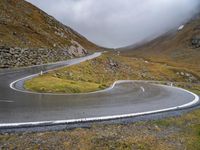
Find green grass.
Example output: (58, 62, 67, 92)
(25, 76, 105, 93)
(25, 53, 200, 94)
(24, 54, 129, 93)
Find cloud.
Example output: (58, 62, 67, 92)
(26, 0, 200, 48)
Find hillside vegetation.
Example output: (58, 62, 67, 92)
(24, 11, 200, 94)
(0, 0, 100, 68)
(25, 53, 200, 94)
(121, 15, 200, 74)
(1, 1, 200, 149)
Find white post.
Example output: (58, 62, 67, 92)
(40, 71, 43, 76)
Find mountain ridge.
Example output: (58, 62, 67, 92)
(121, 12, 200, 74)
(0, 0, 101, 68)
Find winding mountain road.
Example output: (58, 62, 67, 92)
(0, 52, 199, 129)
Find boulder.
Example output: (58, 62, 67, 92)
(191, 35, 200, 48)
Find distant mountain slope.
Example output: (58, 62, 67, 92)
(0, 0, 100, 68)
(121, 14, 200, 73)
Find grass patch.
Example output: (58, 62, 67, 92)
(25, 76, 104, 93)
(25, 53, 200, 93)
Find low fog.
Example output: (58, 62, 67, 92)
(26, 0, 200, 48)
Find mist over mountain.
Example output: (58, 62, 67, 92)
(26, 0, 200, 48)
(121, 13, 200, 74)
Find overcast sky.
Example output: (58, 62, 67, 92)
(26, 0, 200, 48)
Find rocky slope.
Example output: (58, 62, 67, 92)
(0, 0, 100, 68)
(121, 13, 200, 74)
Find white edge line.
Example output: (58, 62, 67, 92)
(0, 51, 103, 75)
(10, 79, 150, 95)
(2, 81, 200, 128)
(5, 52, 200, 128)
(140, 86, 145, 92)
(0, 100, 14, 103)
(9, 52, 102, 95)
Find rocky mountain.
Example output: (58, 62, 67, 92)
(0, 0, 100, 68)
(121, 13, 200, 74)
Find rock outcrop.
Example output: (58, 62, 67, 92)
(191, 35, 200, 48)
(68, 41, 88, 57)
(0, 45, 87, 68)
(0, 0, 100, 68)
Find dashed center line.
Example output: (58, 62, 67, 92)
(0, 100, 14, 103)
(140, 87, 145, 92)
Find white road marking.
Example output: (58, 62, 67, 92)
(0, 100, 14, 103)
(9, 52, 102, 95)
(0, 86, 199, 128)
(0, 81, 199, 128)
(3, 52, 200, 128)
(140, 86, 145, 92)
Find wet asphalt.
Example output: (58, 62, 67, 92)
(0, 52, 198, 132)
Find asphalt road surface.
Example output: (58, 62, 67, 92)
(0, 53, 199, 128)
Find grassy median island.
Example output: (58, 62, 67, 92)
(24, 53, 200, 93)
(24, 54, 133, 93)
(25, 76, 104, 93)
